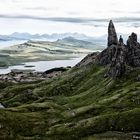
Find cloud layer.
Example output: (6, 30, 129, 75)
(0, 0, 140, 35)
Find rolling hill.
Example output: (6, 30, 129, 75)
(0, 39, 96, 67)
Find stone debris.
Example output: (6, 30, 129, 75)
(0, 67, 68, 83)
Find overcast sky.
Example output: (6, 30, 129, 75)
(1, 0, 140, 36)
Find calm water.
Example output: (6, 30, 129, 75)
(0, 40, 84, 74)
(0, 57, 83, 74)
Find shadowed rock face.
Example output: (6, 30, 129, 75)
(108, 20, 118, 47)
(126, 33, 140, 67)
(106, 43, 126, 79)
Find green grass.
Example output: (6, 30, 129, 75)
(0, 64, 140, 139)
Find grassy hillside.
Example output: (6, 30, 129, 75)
(0, 63, 140, 139)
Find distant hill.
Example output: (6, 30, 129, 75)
(56, 37, 105, 50)
(0, 32, 106, 48)
(0, 32, 94, 41)
(0, 39, 96, 67)
(1, 32, 138, 48)
(56, 37, 94, 48)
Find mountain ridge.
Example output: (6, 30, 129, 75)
(0, 32, 93, 41)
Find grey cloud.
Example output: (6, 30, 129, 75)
(0, 14, 108, 23)
(113, 17, 140, 22)
(1, 14, 140, 24)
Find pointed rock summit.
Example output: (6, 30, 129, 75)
(96, 20, 120, 66)
(126, 32, 140, 67)
(96, 20, 127, 78)
(108, 20, 118, 47)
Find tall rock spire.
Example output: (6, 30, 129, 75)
(126, 32, 140, 67)
(108, 20, 118, 47)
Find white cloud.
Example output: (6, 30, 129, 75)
(0, 0, 140, 35)
(0, 0, 140, 18)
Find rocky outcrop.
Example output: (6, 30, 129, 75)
(96, 20, 120, 66)
(126, 32, 140, 67)
(101, 20, 140, 78)
(106, 39, 126, 79)
(107, 20, 118, 47)
(102, 34, 126, 79)
(76, 20, 140, 79)
(0, 67, 69, 83)
(92, 20, 140, 79)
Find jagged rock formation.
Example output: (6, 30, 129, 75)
(95, 21, 120, 66)
(76, 20, 140, 79)
(126, 32, 140, 67)
(99, 20, 140, 78)
(107, 20, 118, 46)
(101, 22, 126, 79)
(106, 36, 126, 78)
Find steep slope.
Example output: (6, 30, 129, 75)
(0, 63, 140, 139)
